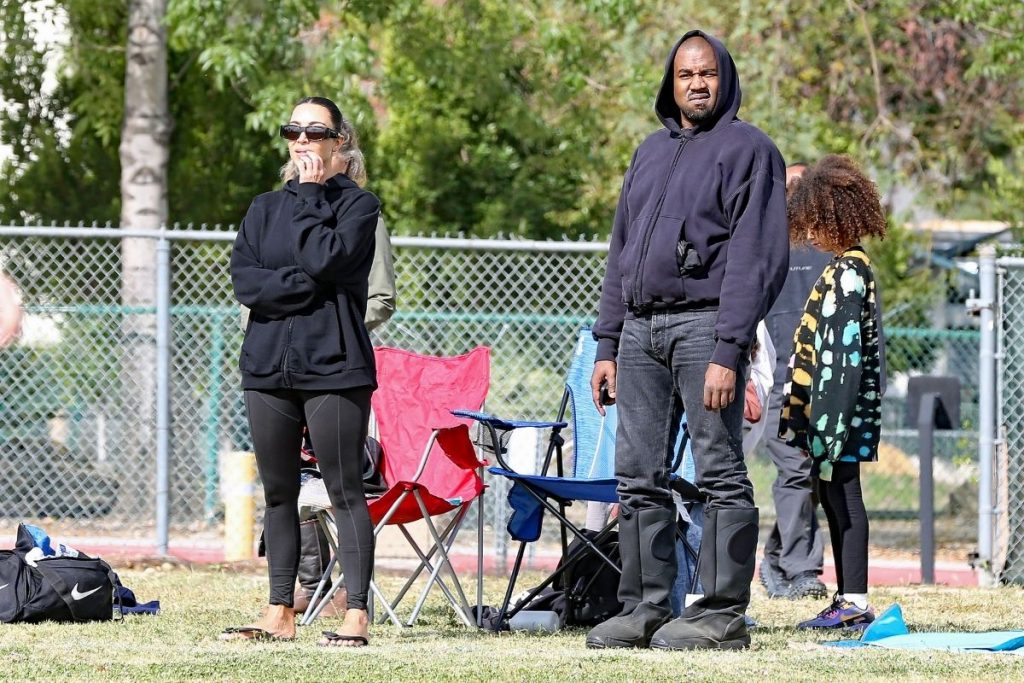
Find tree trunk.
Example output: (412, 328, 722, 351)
(119, 0, 170, 518)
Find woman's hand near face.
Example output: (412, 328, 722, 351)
(297, 151, 326, 184)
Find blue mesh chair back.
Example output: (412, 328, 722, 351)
(566, 329, 694, 482)
(564, 330, 616, 479)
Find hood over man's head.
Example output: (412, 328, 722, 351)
(655, 30, 741, 135)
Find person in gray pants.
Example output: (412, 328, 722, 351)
(759, 245, 830, 599)
(758, 162, 886, 600)
(756, 162, 829, 599)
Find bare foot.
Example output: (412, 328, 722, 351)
(220, 604, 296, 641)
(318, 608, 369, 647)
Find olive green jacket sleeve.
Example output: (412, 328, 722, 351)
(239, 216, 396, 333)
(364, 216, 397, 332)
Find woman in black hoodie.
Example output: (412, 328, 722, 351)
(223, 97, 380, 646)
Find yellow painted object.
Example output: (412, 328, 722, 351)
(221, 451, 256, 561)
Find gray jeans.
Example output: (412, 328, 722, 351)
(614, 311, 754, 511)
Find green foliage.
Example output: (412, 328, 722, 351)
(869, 217, 945, 373)
(0, 1, 122, 223)
(0, 0, 282, 225)
(953, 0, 1024, 230)
(1, 0, 1021, 266)
(371, 1, 617, 237)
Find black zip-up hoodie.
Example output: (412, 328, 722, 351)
(231, 175, 380, 391)
(593, 30, 789, 370)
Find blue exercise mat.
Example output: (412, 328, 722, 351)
(827, 603, 1024, 653)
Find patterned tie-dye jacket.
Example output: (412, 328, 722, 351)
(779, 246, 882, 481)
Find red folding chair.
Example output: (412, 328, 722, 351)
(301, 346, 490, 628)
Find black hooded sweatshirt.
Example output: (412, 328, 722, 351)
(231, 175, 380, 391)
(593, 30, 789, 370)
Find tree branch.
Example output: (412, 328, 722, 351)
(847, 0, 887, 119)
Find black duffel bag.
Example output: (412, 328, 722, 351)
(0, 524, 120, 623)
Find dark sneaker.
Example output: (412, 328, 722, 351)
(758, 560, 791, 599)
(797, 598, 875, 630)
(787, 571, 828, 599)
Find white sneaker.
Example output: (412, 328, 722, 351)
(298, 477, 332, 510)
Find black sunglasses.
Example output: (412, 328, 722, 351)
(279, 124, 341, 142)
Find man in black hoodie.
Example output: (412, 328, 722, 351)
(586, 31, 789, 651)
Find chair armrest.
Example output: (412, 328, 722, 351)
(405, 424, 486, 484)
(450, 410, 568, 472)
(435, 424, 486, 471)
(450, 409, 568, 431)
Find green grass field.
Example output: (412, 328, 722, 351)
(2, 565, 1023, 682)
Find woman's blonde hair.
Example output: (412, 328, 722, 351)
(280, 97, 367, 187)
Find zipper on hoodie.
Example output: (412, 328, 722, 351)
(633, 135, 688, 308)
(281, 318, 295, 388)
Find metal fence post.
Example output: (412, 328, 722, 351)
(975, 244, 997, 585)
(155, 231, 172, 556)
(204, 313, 226, 523)
(918, 393, 937, 585)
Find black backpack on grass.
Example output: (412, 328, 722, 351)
(0, 524, 120, 623)
(517, 529, 622, 627)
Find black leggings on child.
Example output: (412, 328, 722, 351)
(817, 461, 868, 595)
(245, 387, 373, 610)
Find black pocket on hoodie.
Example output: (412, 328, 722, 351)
(676, 220, 703, 276)
(240, 321, 284, 377)
(289, 300, 348, 376)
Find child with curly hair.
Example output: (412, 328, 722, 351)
(778, 155, 886, 630)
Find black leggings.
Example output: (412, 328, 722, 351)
(816, 462, 868, 595)
(245, 387, 373, 609)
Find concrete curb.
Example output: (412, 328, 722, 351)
(52, 536, 980, 587)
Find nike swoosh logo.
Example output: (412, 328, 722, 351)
(71, 583, 102, 600)
(0, 583, 8, 591)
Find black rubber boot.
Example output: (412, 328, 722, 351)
(295, 519, 331, 607)
(586, 506, 676, 648)
(650, 507, 758, 650)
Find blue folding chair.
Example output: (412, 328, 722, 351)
(455, 329, 704, 629)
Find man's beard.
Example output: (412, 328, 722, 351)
(680, 103, 715, 125)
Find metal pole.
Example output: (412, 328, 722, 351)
(976, 245, 997, 584)
(918, 394, 937, 585)
(204, 313, 225, 522)
(155, 232, 172, 556)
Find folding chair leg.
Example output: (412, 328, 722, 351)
(405, 506, 473, 626)
(496, 540, 529, 629)
(369, 578, 403, 626)
(364, 490, 417, 628)
(300, 554, 337, 626)
(524, 485, 620, 569)
(557, 499, 571, 604)
(382, 512, 463, 610)
(301, 510, 405, 627)
(476, 475, 484, 628)
(680, 522, 702, 597)
(410, 490, 474, 627)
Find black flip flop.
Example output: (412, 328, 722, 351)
(320, 630, 369, 647)
(219, 626, 293, 642)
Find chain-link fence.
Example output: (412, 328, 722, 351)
(0, 225, 984, 562)
(995, 256, 1024, 583)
